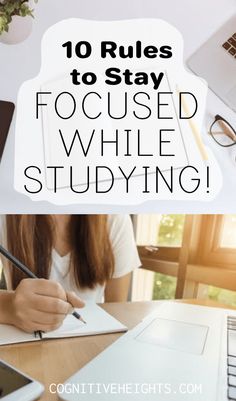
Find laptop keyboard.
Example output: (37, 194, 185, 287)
(222, 34, 236, 58)
(227, 317, 236, 400)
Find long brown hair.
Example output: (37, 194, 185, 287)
(6, 215, 114, 290)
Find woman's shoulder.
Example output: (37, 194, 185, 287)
(107, 214, 132, 227)
(107, 214, 140, 278)
(107, 214, 133, 239)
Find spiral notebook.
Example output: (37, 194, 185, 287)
(0, 303, 127, 346)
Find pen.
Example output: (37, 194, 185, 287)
(0, 244, 86, 335)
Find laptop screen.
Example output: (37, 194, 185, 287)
(0, 100, 15, 161)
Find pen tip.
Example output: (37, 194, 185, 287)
(72, 310, 86, 324)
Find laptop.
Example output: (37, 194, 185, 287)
(0, 100, 15, 162)
(188, 14, 236, 112)
(59, 302, 236, 401)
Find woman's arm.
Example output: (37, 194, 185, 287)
(105, 272, 131, 302)
(0, 279, 85, 332)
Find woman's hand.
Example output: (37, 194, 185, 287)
(10, 278, 85, 333)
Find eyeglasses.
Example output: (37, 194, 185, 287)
(209, 114, 236, 147)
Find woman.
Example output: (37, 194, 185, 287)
(0, 214, 140, 333)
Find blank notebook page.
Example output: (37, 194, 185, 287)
(0, 303, 127, 345)
(0, 325, 35, 345)
(44, 302, 127, 338)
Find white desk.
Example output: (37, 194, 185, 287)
(0, 0, 235, 213)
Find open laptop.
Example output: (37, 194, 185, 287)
(188, 14, 236, 112)
(59, 302, 236, 401)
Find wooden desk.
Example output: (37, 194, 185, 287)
(0, 299, 235, 401)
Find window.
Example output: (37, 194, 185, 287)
(198, 215, 236, 268)
(156, 215, 185, 247)
(203, 216, 236, 305)
(133, 214, 236, 306)
(132, 214, 185, 301)
(134, 214, 185, 247)
(152, 215, 184, 300)
(153, 273, 176, 300)
(220, 215, 236, 248)
(208, 286, 236, 306)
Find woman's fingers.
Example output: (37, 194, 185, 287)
(66, 291, 85, 309)
(30, 293, 85, 333)
(11, 279, 85, 333)
(30, 309, 67, 326)
(33, 279, 67, 301)
(33, 294, 71, 315)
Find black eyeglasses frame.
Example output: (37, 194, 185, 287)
(209, 114, 236, 148)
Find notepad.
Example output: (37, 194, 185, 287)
(40, 72, 190, 191)
(0, 303, 127, 346)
